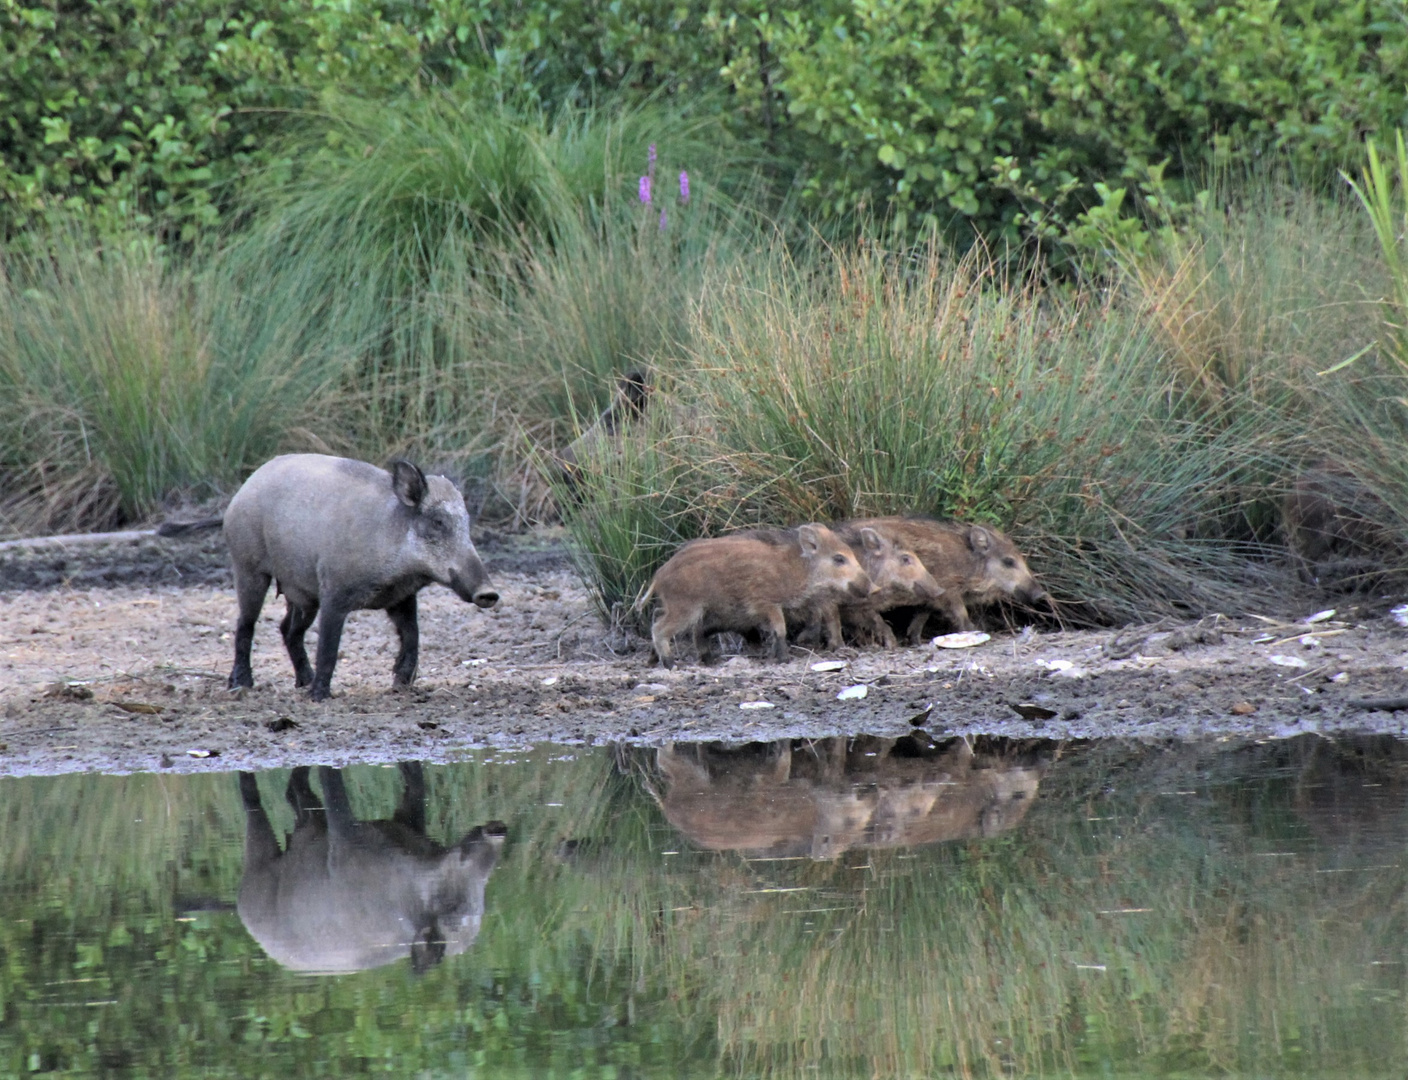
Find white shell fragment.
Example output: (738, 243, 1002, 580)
(739, 701, 776, 710)
(1036, 658, 1089, 679)
(1268, 654, 1309, 669)
(1303, 609, 1337, 624)
(1393, 604, 1408, 628)
(931, 631, 991, 649)
(836, 684, 869, 701)
(541, 676, 559, 686)
(810, 660, 849, 672)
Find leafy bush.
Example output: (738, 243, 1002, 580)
(769, 0, 1408, 248)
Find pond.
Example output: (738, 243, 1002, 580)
(2, 732, 1405, 1077)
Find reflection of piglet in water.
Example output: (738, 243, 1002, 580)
(236, 763, 506, 974)
(158, 453, 498, 700)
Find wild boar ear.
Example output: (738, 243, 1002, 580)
(391, 460, 427, 509)
(797, 525, 822, 555)
(859, 527, 884, 554)
(619, 370, 650, 417)
(968, 526, 992, 553)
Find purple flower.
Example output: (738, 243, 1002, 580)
(679, 170, 690, 204)
(659, 206, 667, 231)
(639, 175, 652, 204)
(648, 143, 657, 175)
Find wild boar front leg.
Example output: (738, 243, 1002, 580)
(763, 605, 789, 662)
(310, 597, 352, 701)
(385, 594, 419, 688)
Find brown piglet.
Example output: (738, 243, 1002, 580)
(642, 525, 873, 667)
(840, 517, 1045, 642)
(800, 527, 945, 648)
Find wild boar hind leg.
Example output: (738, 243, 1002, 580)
(279, 600, 319, 688)
(385, 594, 420, 688)
(230, 566, 273, 690)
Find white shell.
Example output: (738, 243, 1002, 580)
(931, 631, 991, 649)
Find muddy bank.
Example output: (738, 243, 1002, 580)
(2, 529, 1407, 776)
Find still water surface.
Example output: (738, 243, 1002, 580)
(2, 733, 1405, 1077)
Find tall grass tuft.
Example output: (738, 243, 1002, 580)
(563, 240, 1293, 627)
(0, 228, 356, 534)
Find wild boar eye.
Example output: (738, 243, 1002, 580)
(1002, 556, 1018, 568)
(900, 555, 913, 565)
(832, 554, 847, 565)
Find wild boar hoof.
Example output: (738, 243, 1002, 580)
(309, 685, 332, 703)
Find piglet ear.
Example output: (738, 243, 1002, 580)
(391, 460, 427, 508)
(859, 527, 885, 554)
(797, 524, 822, 555)
(967, 525, 992, 553)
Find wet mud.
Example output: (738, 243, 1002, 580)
(2, 529, 1407, 776)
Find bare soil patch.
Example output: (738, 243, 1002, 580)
(2, 529, 1407, 776)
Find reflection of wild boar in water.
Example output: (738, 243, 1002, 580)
(643, 526, 873, 667)
(159, 454, 498, 700)
(237, 763, 506, 974)
(654, 736, 1051, 859)
(838, 517, 1046, 641)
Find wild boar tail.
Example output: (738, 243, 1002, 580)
(634, 579, 657, 613)
(156, 516, 224, 537)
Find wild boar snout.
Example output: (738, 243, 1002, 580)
(848, 575, 874, 599)
(448, 565, 497, 608)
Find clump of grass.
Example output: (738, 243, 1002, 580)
(563, 240, 1292, 627)
(0, 227, 355, 534)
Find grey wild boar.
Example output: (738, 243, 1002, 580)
(555, 370, 650, 503)
(841, 517, 1045, 642)
(642, 525, 872, 667)
(159, 453, 497, 700)
(237, 763, 506, 974)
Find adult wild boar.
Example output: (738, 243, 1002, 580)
(642, 525, 872, 667)
(554, 370, 650, 503)
(840, 517, 1045, 642)
(159, 453, 497, 700)
(237, 763, 506, 974)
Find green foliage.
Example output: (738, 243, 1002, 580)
(769, 0, 1408, 247)
(10, 0, 1406, 249)
(1346, 131, 1408, 377)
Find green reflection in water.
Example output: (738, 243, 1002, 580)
(1, 734, 1405, 1078)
